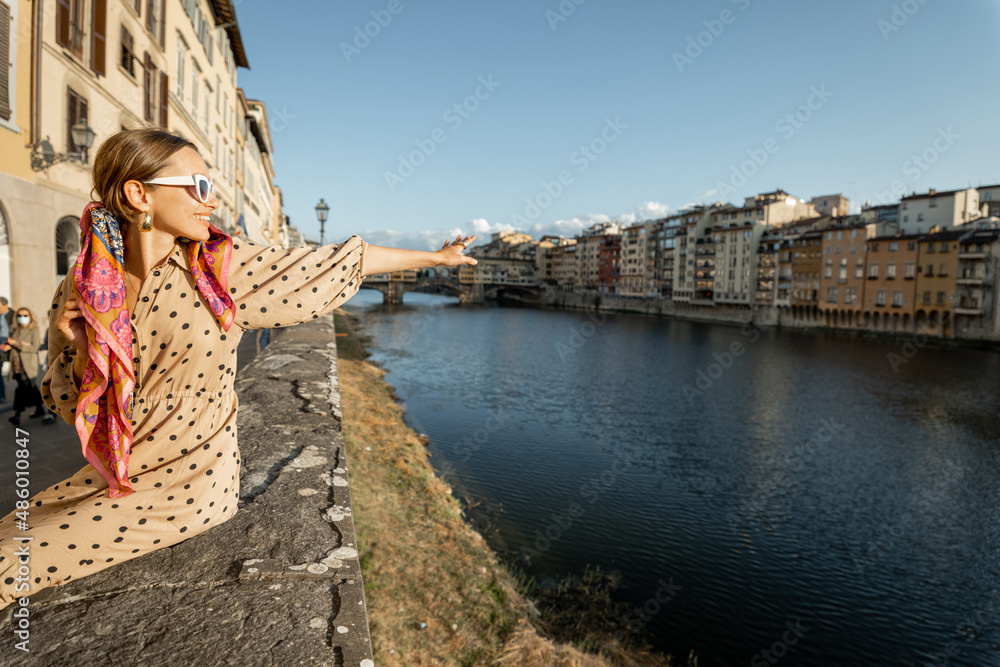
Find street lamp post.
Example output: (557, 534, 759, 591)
(30, 118, 96, 171)
(315, 198, 329, 247)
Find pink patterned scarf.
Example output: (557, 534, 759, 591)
(73, 201, 235, 498)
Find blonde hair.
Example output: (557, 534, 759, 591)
(91, 128, 198, 224)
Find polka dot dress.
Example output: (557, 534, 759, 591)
(0, 236, 367, 609)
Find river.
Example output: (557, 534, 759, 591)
(342, 289, 1000, 666)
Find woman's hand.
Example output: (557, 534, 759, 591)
(434, 235, 478, 267)
(56, 297, 89, 353)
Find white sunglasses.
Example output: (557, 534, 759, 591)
(143, 173, 214, 203)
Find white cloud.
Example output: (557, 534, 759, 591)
(359, 201, 673, 249)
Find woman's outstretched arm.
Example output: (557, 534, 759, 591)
(362, 235, 478, 276)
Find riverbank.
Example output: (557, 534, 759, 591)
(333, 309, 694, 666)
(497, 290, 1000, 352)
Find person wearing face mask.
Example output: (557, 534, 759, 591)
(5, 307, 57, 425)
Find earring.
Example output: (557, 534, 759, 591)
(140, 211, 153, 232)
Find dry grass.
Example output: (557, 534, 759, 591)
(335, 310, 689, 666)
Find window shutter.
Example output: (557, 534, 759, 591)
(159, 71, 168, 127)
(135, 0, 140, 15)
(90, 0, 106, 76)
(0, 1, 10, 121)
(67, 88, 86, 153)
(145, 0, 153, 34)
(142, 53, 152, 122)
(56, 0, 71, 48)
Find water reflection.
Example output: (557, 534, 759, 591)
(343, 290, 1000, 666)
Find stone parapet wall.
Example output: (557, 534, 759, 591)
(3, 315, 373, 666)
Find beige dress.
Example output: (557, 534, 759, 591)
(0, 235, 367, 609)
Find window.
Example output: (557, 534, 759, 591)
(936, 291, 945, 305)
(191, 62, 200, 121)
(824, 260, 833, 279)
(56, 0, 85, 58)
(851, 229, 857, 238)
(903, 215, 909, 223)
(876, 289, 886, 306)
(845, 287, 857, 305)
(66, 86, 88, 153)
(904, 262, 915, 279)
(868, 263, 879, 279)
(849, 245, 856, 254)
(886, 263, 897, 279)
(120, 25, 136, 77)
(176, 36, 187, 97)
(938, 263, 947, 277)
(907, 241, 916, 251)
(888, 242, 898, 252)
(927, 242, 935, 253)
(928, 198, 936, 208)
(926, 264, 934, 277)
(870, 242, 879, 252)
(892, 290, 902, 307)
(923, 291, 931, 305)
(203, 81, 210, 134)
(940, 242, 949, 252)
(839, 259, 847, 281)
(826, 287, 838, 304)
(855, 259, 864, 279)
(145, 0, 157, 40)
(917, 214, 924, 222)
(55, 217, 80, 277)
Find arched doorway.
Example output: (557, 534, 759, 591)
(0, 200, 11, 301)
(55, 216, 81, 284)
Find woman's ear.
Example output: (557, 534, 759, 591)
(122, 180, 149, 216)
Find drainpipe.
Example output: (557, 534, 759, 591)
(30, 0, 42, 144)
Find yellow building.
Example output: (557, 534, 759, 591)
(0, 0, 294, 324)
(0, 0, 33, 301)
(0, 0, 259, 327)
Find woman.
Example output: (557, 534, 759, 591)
(5, 307, 57, 425)
(0, 128, 476, 609)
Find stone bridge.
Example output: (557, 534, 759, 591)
(362, 275, 484, 304)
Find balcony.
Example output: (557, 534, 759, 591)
(954, 306, 983, 316)
(959, 251, 990, 260)
(956, 276, 985, 286)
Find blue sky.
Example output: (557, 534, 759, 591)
(236, 0, 1000, 249)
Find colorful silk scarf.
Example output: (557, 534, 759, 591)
(73, 202, 235, 498)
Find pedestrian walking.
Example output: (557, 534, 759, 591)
(0, 127, 476, 609)
(4, 307, 57, 425)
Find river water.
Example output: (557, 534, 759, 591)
(342, 289, 1000, 666)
